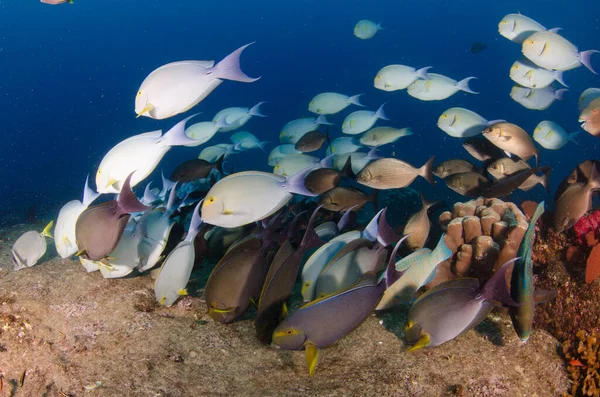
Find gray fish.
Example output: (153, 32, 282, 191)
(304, 157, 353, 195)
(462, 136, 505, 162)
(405, 258, 517, 351)
(487, 158, 550, 192)
(482, 167, 546, 198)
(443, 172, 491, 197)
(11, 221, 54, 270)
(319, 187, 376, 212)
(170, 155, 224, 182)
(76, 173, 150, 261)
(433, 159, 478, 179)
(356, 156, 435, 189)
(554, 160, 599, 201)
(554, 164, 600, 232)
(295, 130, 326, 152)
(482, 122, 539, 165)
(272, 272, 384, 376)
(403, 194, 438, 250)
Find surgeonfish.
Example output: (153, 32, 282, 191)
(135, 43, 260, 119)
(408, 73, 478, 101)
(359, 127, 413, 147)
(273, 154, 321, 177)
(332, 147, 380, 175)
(354, 20, 382, 40)
(510, 58, 567, 89)
(231, 131, 269, 152)
(403, 194, 438, 251)
(154, 201, 204, 306)
(482, 122, 539, 164)
(199, 143, 240, 163)
(76, 173, 151, 262)
(96, 115, 199, 194)
(171, 155, 224, 182)
(308, 93, 364, 115)
(404, 258, 518, 351)
(268, 144, 302, 166)
(342, 104, 388, 135)
(376, 234, 452, 310)
(280, 116, 332, 144)
(533, 120, 580, 150)
(183, 118, 229, 147)
(498, 14, 546, 43)
(374, 65, 431, 91)
(54, 176, 100, 258)
(356, 156, 435, 190)
(11, 221, 54, 271)
(522, 31, 598, 73)
(437, 108, 503, 138)
(510, 85, 567, 111)
(326, 136, 363, 155)
(213, 102, 267, 132)
(201, 169, 316, 228)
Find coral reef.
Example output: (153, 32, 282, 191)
(574, 209, 600, 246)
(562, 330, 600, 397)
(431, 197, 528, 287)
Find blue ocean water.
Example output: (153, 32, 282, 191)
(0, 0, 598, 223)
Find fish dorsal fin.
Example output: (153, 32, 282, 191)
(118, 173, 152, 214)
(413, 277, 480, 305)
(302, 272, 378, 309)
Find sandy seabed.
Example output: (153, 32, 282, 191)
(0, 223, 569, 397)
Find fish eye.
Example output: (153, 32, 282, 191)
(206, 196, 216, 204)
(287, 330, 293, 335)
(137, 91, 142, 96)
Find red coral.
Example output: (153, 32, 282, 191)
(574, 209, 600, 245)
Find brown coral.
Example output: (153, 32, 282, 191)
(430, 197, 528, 287)
(562, 330, 600, 397)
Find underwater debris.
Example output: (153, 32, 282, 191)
(562, 330, 600, 397)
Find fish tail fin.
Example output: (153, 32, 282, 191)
(377, 208, 400, 247)
(366, 146, 380, 161)
(421, 193, 440, 211)
(382, 234, 409, 287)
(118, 173, 151, 214)
(348, 94, 364, 107)
(588, 162, 600, 190)
(540, 166, 552, 193)
(376, 22, 384, 30)
(580, 50, 599, 74)
(285, 167, 319, 197)
(248, 101, 267, 117)
(456, 77, 479, 94)
(483, 257, 521, 306)
(319, 154, 335, 169)
(337, 207, 354, 232)
(161, 170, 176, 194)
(362, 209, 384, 241)
(257, 141, 270, 152)
(315, 115, 333, 125)
(554, 88, 568, 101)
(165, 182, 179, 214)
(211, 42, 260, 82)
(374, 103, 389, 121)
(41, 221, 54, 238)
(185, 200, 204, 243)
(143, 182, 158, 204)
(300, 205, 324, 250)
(552, 70, 568, 87)
(401, 127, 414, 137)
(420, 156, 436, 185)
(82, 174, 100, 207)
(430, 233, 452, 264)
(214, 154, 225, 174)
(160, 114, 201, 147)
(415, 66, 432, 80)
(340, 155, 355, 179)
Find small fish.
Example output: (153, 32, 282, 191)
(304, 157, 353, 195)
(470, 42, 487, 54)
(510, 58, 567, 89)
(356, 157, 435, 189)
(231, 131, 269, 152)
(268, 144, 302, 166)
(437, 108, 502, 138)
(342, 104, 388, 135)
(580, 97, 600, 137)
(579, 88, 600, 112)
(309, 92, 363, 115)
(183, 119, 228, 147)
(354, 20, 382, 40)
(433, 159, 478, 179)
(295, 130, 326, 152)
(374, 65, 431, 91)
(213, 101, 267, 132)
(41, 0, 72, 4)
(482, 122, 539, 165)
(482, 167, 546, 198)
(522, 31, 598, 73)
(443, 172, 491, 197)
(462, 136, 506, 162)
(487, 158, 550, 192)
(554, 160, 599, 201)
(319, 187, 376, 212)
(327, 136, 363, 155)
(533, 121, 580, 150)
(11, 221, 54, 270)
(510, 85, 567, 111)
(19, 370, 25, 387)
(359, 127, 413, 147)
(280, 116, 332, 144)
(405, 258, 518, 350)
(408, 73, 478, 101)
(554, 164, 600, 232)
(170, 156, 224, 182)
(403, 194, 439, 250)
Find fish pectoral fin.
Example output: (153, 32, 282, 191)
(537, 41, 547, 56)
(106, 178, 119, 190)
(75, 249, 87, 257)
(177, 289, 188, 296)
(159, 296, 167, 305)
(300, 282, 311, 296)
(305, 342, 319, 377)
(249, 297, 258, 308)
(222, 209, 235, 215)
(62, 235, 71, 246)
(209, 306, 236, 314)
(281, 302, 288, 319)
(408, 333, 431, 352)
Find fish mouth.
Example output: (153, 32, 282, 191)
(579, 118, 587, 129)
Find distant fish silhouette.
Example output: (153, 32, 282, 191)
(41, 0, 73, 4)
(470, 42, 488, 54)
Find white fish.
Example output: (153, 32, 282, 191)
(437, 108, 502, 138)
(135, 43, 260, 119)
(79, 257, 100, 273)
(280, 116, 332, 144)
(522, 31, 598, 73)
(510, 58, 567, 89)
(273, 154, 320, 176)
(498, 13, 546, 43)
(199, 143, 240, 163)
(376, 234, 452, 310)
(579, 88, 600, 111)
(326, 137, 363, 155)
(99, 223, 142, 279)
(268, 144, 301, 166)
(374, 65, 431, 91)
(54, 176, 100, 258)
(354, 20, 382, 40)
(342, 104, 388, 135)
(11, 221, 53, 270)
(332, 148, 380, 175)
(201, 169, 316, 228)
(230, 131, 269, 151)
(213, 102, 267, 132)
(408, 73, 478, 101)
(308, 92, 364, 115)
(184, 118, 229, 147)
(510, 85, 567, 110)
(359, 127, 413, 147)
(155, 201, 203, 306)
(96, 116, 199, 193)
(533, 120, 581, 150)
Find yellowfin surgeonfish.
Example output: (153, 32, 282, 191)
(522, 31, 598, 73)
(354, 20, 382, 40)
